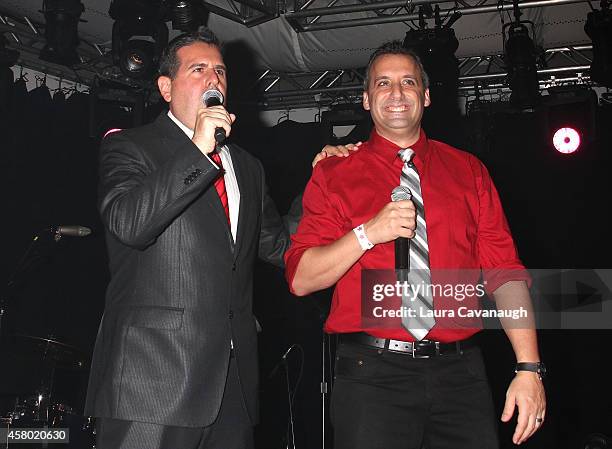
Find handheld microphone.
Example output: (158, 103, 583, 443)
(391, 186, 412, 272)
(48, 225, 92, 242)
(268, 344, 297, 378)
(202, 89, 227, 145)
(53, 225, 92, 237)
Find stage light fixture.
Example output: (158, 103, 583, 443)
(321, 104, 371, 144)
(39, 0, 85, 66)
(89, 79, 146, 138)
(403, 6, 461, 97)
(552, 127, 581, 154)
(503, 0, 541, 109)
(544, 85, 596, 155)
(584, 0, 612, 88)
(109, 0, 168, 79)
(167, 0, 207, 31)
(465, 85, 495, 157)
(403, 5, 462, 141)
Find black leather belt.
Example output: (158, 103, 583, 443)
(338, 332, 476, 358)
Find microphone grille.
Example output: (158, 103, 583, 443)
(391, 185, 412, 202)
(202, 89, 224, 106)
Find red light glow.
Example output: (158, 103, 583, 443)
(552, 127, 581, 154)
(103, 128, 123, 138)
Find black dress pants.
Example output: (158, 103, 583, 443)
(94, 355, 253, 449)
(331, 341, 499, 449)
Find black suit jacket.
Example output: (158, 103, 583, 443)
(85, 113, 289, 427)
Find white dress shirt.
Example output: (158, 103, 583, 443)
(168, 110, 240, 242)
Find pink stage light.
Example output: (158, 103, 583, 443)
(103, 128, 123, 138)
(552, 127, 581, 154)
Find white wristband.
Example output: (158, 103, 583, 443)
(353, 224, 374, 251)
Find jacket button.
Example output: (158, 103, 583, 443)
(232, 262, 236, 271)
(229, 310, 234, 319)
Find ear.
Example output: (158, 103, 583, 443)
(157, 76, 172, 103)
(424, 88, 431, 108)
(363, 90, 370, 111)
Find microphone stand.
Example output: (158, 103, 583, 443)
(1, 233, 44, 338)
(269, 344, 303, 449)
(1, 226, 91, 336)
(284, 356, 296, 449)
(321, 330, 328, 449)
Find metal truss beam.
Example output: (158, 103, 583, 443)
(256, 45, 595, 110)
(0, 13, 115, 88)
(1, 9, 596, 111)
(286, 0, 589, 32)
(203, 0, 278, 27)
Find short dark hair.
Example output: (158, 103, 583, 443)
(158, 28, 222, 79)
(363, 40, 429, 90)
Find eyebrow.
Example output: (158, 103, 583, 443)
(186, 62, 227, 71)
(374, 74, 417, 80)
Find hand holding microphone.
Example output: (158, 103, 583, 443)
(191, 89, 236, 155)
(362, 187, 416, 246)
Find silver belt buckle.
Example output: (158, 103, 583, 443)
(412, 342, 431, 358)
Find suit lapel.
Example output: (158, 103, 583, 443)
(155, 113, 235, 251)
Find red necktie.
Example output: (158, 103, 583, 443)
(210, 151, 230, 226)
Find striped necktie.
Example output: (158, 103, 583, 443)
(210, 150, 230, 226)
(397, 148, 435, 340)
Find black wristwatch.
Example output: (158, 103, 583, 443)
(515, 362, 547, 380)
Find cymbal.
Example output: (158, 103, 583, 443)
(5, 334, 86, 369)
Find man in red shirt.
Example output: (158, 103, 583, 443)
(284, 41, 546, 449)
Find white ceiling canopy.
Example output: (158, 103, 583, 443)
(0, 0, 596, 109)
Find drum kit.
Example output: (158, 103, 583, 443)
(1, 335, 95, 448)
(1, 227, 96, 447)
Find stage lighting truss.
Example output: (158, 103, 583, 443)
(0, 0, 601, 109)
(0, 13, 113, 88)
(285, 0, 589, 32)
(253, 44, 594, 110)
(200, 0, 279, 26)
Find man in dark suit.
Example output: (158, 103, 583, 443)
(85, 29, 290, 449)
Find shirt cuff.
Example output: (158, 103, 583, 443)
(483, 267, 532, 296)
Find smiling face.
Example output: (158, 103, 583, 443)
(157, 41, 227, 130)
(363, 53, 431, 147)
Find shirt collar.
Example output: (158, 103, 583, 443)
(167, 110, 229, 156)
(168, 110, 194, 140)
(367, 128, 429, 166)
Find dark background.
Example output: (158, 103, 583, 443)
(1, 64, 611, 449)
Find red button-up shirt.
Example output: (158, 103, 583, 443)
(285, 129, 530, 342)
